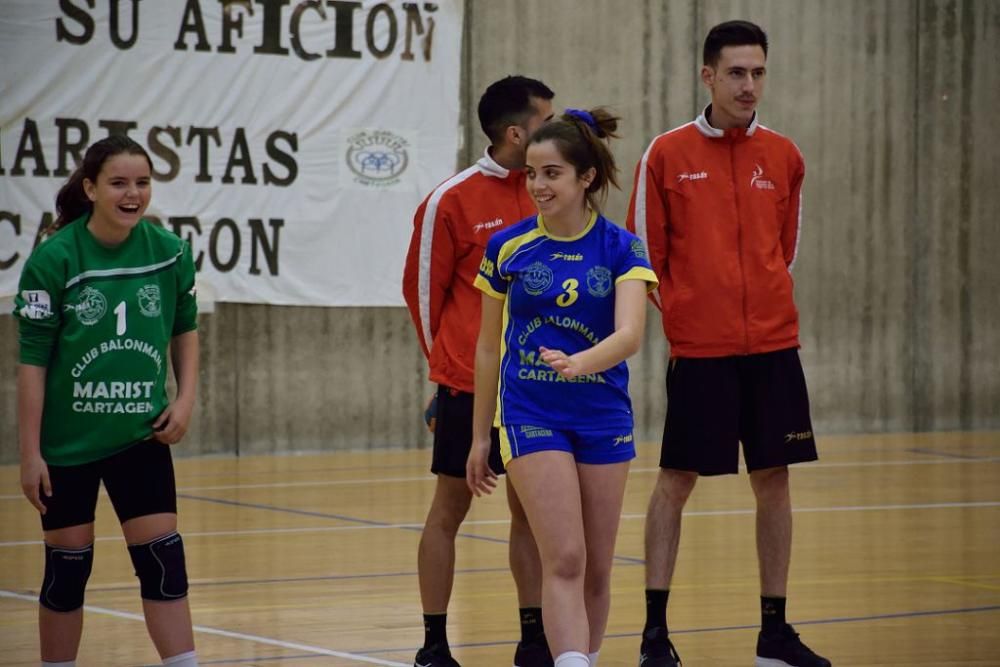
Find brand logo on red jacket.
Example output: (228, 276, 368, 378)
(473, 218, 504, 233)
(676, 171, 708, 183)
(750, 164, 776, 190)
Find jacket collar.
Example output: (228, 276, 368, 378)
(695, 104, 759, 139)
(477, 147, 512, 178)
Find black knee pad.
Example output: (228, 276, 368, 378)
(127, 532, 189, 601)
(40, 543, 94, 612)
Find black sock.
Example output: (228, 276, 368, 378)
(519, 607, 544, 643)
(423, 613, 448, 649)
(761, 596, 786, 635)
(644, 589, 670, 634)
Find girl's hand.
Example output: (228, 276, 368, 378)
(20, 453, 51, 514)
(152, 397, 194, 445)
(540, 346, 580, 379)
(466, 437, 498, 497)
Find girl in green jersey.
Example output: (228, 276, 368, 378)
(15, 136, 200, 667)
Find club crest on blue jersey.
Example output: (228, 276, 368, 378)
(586, 266, 613, 297)
(630, 239, 647, 259)
(522, 261, 554, 295)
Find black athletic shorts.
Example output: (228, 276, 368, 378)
(660, 347, 818, 475)
(40, 439, 178, 531)
(431, 384, 504, 478)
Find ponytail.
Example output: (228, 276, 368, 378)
(52, 168, 92, 233)
(528, 106, 621, 211)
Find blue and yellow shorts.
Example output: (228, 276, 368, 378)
(499, 424, 636, 466)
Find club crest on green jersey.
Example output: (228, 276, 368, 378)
(523, 262, 554, 296)
(586, 266, 612, 297)
(67, 286, 108, 326)
(137, 285, 162, 317)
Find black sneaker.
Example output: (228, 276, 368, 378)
(514, 633, 554, 667)
(639, 626, 682, 666)
(414, 642, 461, 667)
(755, 624, 831, 667)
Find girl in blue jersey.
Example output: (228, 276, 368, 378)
(468, 109, 657, 667)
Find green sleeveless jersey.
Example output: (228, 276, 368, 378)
(14, 217, 198, 466)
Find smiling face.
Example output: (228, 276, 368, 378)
(83, 153, 152, 239)
(525, 139, 595, 223)
(701, 44, 767, 129)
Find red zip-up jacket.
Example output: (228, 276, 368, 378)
(626, 107, 805, 358)
(402, 149, 535, 392)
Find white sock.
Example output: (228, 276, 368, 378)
(42, 662, 76, 667)
(162, 650, 198, 666)
(588, 651, 600, 666)
(554, 651, 590, 667)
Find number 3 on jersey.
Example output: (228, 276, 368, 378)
(556, 278, 579, 308)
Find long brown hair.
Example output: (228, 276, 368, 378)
(527, 107, 621, 212)
(51, 135, 153, 233)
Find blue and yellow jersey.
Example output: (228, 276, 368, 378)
(474, 211, 658, 430)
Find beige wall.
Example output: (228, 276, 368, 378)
(2, 0, 998, 462)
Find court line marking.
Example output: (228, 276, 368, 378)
(0, 589, 409, 667)
(199, 654, 334, 664)
(1, 500, 997, 549)
(360, 604, 1000, 654)
(1, 454, 998, 500)
(172, 494, 641, 564)
(62, 569, 1000, 596)
(78, 567, 516, 593)
(117, 602, 1000, 664)
(620, 499, 1000, 520)
(176, 493, 514, 548)
(926, 576, 1000, 593)
(906, 447, 989, 460)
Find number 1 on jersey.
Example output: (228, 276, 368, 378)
(114, 301, 127, 336)
(556, 278, 579, 308)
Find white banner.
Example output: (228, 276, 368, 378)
(0, 0, 463, 306)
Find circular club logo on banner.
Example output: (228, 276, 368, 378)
(346, 130, 410, 187)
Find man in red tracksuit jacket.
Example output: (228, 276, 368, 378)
(627, 22, 831, 667)
(402, 76, 554, 667)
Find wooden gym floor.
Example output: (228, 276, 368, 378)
(1, 431, 998, 666)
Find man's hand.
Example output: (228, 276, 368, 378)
(424, 394, 438, 434)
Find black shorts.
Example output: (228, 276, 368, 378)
(660, 347, 818, 475)
(40, 439, 178, 531)
(431, 385, 504, 478)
